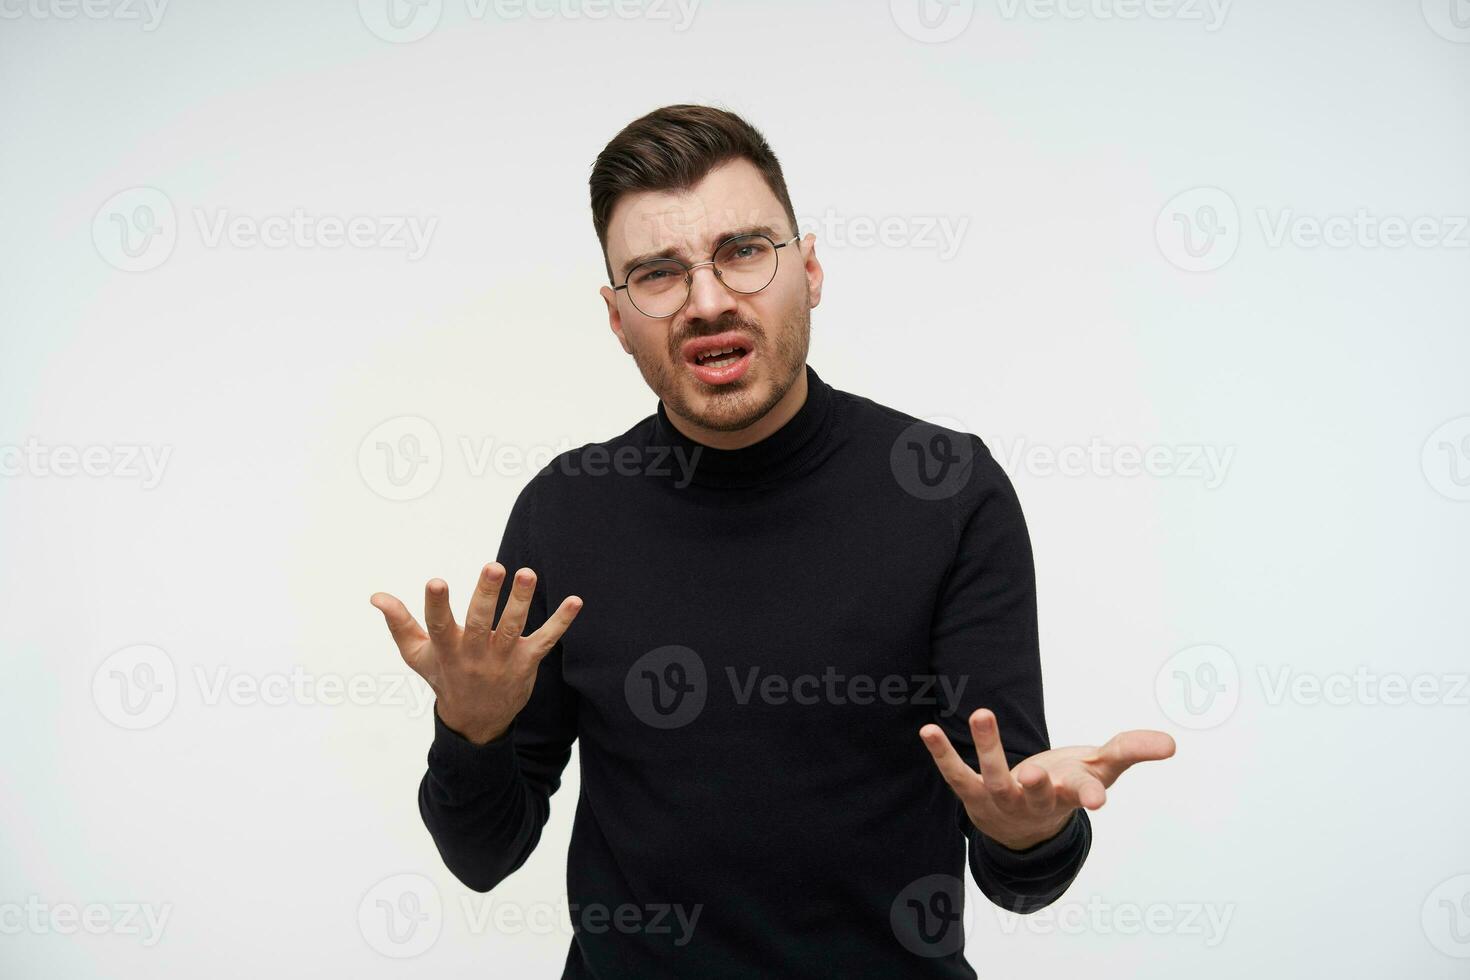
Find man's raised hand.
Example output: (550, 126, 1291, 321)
(920, 708, 1175, 851)
(371, 563, 583, 745)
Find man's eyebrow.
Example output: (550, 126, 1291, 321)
(617, 223, 785, 281)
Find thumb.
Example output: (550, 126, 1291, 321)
(370, 592, 429, 661)
(1099, 729, 1177, 781)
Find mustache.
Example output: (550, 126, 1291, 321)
(673, 315, 762, 348)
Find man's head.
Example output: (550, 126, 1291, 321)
(591, 105, 823, 445)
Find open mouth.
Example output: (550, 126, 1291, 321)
(694, 346, 746, 369)
(686, 345, 753, 385)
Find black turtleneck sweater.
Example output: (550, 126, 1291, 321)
(419, 363, 1091, 978)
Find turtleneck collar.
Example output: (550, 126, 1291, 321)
(647, 363, 836, 490)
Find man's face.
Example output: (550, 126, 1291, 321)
(599, 157, 823, 435)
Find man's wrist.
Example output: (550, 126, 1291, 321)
(984, 811, 1077, 853)
(434, 703, 511, 747)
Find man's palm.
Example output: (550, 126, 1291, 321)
(371, 562, 583, 745)
(922, 709, 1176, 851)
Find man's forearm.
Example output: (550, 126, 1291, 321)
(418, 706, 551, 893)
(967, 807, 1092, 915)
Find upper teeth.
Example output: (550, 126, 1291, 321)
(697, 346, 737, 362)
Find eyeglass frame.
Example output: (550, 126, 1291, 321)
(611, 232, 801, 319)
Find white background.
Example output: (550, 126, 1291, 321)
(2, 0, 1468, 976)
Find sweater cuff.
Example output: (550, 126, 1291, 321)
(426, 703, 519, 798)
(975, 808, 1089, 877)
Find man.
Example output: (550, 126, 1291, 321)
(370, 104, 1175, 978)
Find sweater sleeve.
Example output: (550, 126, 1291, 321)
(928, 435, 1091, 914)
(417, 475, 579, 893)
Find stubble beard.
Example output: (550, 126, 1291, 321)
(633, 297, 811, 435)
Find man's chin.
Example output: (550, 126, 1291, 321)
(672, 375, 770, 433)
(679, 398, 763, 434)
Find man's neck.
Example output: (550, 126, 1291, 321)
(665, 365, 809, 451)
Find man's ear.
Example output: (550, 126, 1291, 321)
(601, 285, 632, 355)
(802, 233, 824, 309)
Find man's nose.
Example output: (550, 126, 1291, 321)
(682, 263, 738, 323)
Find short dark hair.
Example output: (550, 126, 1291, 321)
(589, 104, 799, 283)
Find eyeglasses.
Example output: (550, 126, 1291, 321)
(613, 233, 800, 319)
